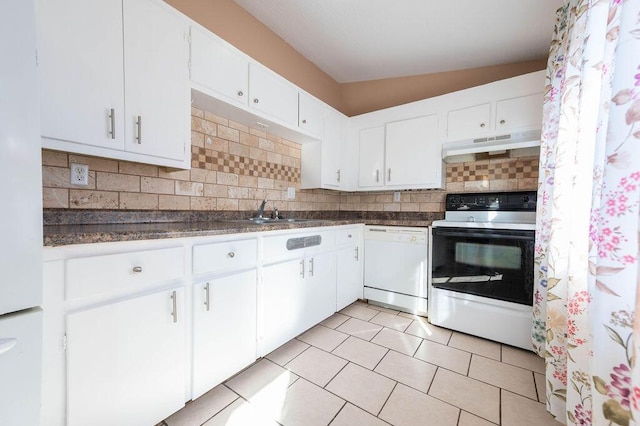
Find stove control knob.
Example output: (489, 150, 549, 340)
(521, 195, 530, 203)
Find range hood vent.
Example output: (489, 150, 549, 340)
(442, 130, 541, 163)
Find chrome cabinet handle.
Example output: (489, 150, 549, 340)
(355, 246, 359, 260)
(300, 259, 305, 278)
(237, 90, 244, 97)
(253, 98, 259, 104)
(388, 169, 391, 182)
(500, 119, 506, 124)
(132, 266, 143, 274)
(309, 258, 314, 277)
(204, 282, 210, 311)
(171, 291, 178, 323)
(376, 169, 380, 183)
(337, 169, 341, 182)
(135, 115, 142, 144)
(302, 119, 307, 124)
(228, 252, 235, 258)
(348, 234, 352, 238)
(108, 108, 115, 139)
(480, 123, 485, 128)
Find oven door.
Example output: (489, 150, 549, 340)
(431, 226, 534, 305)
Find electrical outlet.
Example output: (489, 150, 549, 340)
(394, 191, 401, 202)
(287, 187, 296, 199)
(70, 163, 89, 186)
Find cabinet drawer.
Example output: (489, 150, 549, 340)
(66, 247, 184, 300)
(193, 238, 257, 275)
(337, 228, 360, 245)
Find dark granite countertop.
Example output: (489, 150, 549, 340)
(43, 209, 443, 247)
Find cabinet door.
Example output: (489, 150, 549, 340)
(337, 245, 363, 311)
(262, 259, 305, 355)
(385, 115, 440, 187)
(37, 0, 125, 150)
(248, 63, 298, 127)
(190, 26, 248, 107)
(358, 126, 385, 188)
(123, 0, 188, 161)
(304, 252, 337, 329)
(66, 287, 185, 426)
(193, 270, 257, 399)
(322, 109, 347, 188)
(298, 92, 326, 138)
(495, 93, 543, 132)
(447, 103, 490, 141)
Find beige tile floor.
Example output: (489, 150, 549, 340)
(162, 301, 561, 426)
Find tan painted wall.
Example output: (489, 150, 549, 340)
(167, 0, 547, 116)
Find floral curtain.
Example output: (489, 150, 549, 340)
(532, 0, 640, 424)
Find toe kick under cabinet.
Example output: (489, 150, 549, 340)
(41, 224, 364, 426)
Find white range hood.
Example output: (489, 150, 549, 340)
(442, 130, 541, 163)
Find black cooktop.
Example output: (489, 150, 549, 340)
(445, 191, 537, 212)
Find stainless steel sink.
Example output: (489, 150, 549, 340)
(222, 218, 326, 225)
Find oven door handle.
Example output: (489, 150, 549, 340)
(432, 228, 534, 240)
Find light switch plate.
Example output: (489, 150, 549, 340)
(394, 191, 401, 202)
(287, 187, 296, 199)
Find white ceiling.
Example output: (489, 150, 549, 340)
(233, 0, 563, 83)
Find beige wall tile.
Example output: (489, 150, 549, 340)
(175, 181, 204, 196)
(204, 184, 228, 198)
(446, 182, 465, 192)
(229, 141, 250, 157)
(238, 199, 259, 211)
(158, 168, 191, 181)
(240, 132, 259, 148)
(204, 111, 227, 126)
(518, 177, 538, 190)
(120, 192, 158, 210)
(190, 168, 216, 183)
(118, 162, 158, 177)
(191, 107, 204, 118)
(249, 127, 267, 137)
(228, 186, 249, 199)
(68, 154, 119, 173)
(191, 131, 205, 148)
(258, 177, 275, 189)
(238, 175, 258, 188)
(190, 197, 216, 210)
(249, 147, 267, 161)
(401, 203, 420, 211)
(266, 151, 283, 164)
(42, 150, 68, 167)
(217, 125, 240, 142)
(141, 177, 174, 195)
(259, 138, 275, 151)
(43, 166, 96, 189)
(217, 172, 239, 186)
(216, 198, 239, 210)
(191, 116, 216, 136)
(247, 188, 266, 200)
(43, 188, 69, 208)
(228, 120, 249, 133)
(204, 136, 228, 152)
(69, 190, 119, 209)
(96, 172, 140, 192)
(383, 203, 401, 212)
(159, 195, 190, 210)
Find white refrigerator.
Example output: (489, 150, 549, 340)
(0, 0, 44, 425)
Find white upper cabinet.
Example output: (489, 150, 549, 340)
(189, 24, 248, 107)
(123, 0, 189, 162)
(446, 103, 490, 142)
(248, 63, 298, 127)
(37, 0, 125, 151)
(495, 93, 544, 133)
(298, 91, 326, 138)
(385, 115, 441, 187)
(36, 0, 190, 168)
(357, 126, 386, 189)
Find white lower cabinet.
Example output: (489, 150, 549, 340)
(262, 250, 336, 355)
(262, 258, 308, 355)
(66, 286, 186, 426)
(192, 270, 257, 399)
(336, 227, 363, 311)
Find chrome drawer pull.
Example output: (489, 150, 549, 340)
(108, 108, 115, 139)
(132, 266, 143, 274)
(135, 115, 142, 144)
(309, 258, 314, 277)
(300, 259, 305, 278)
(204, 283, 210, 311)
(171, 291, 178, 323)
(237, 90, 244, 97)
(355, 246, 359, 260)
(228, 252, 235, 258)
(376, 169, 380, 183)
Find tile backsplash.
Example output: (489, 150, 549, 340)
(42, 107, 539, 214)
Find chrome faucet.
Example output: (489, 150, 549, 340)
(255, 199, 267, 219)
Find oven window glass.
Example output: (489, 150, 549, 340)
(455, 243, 521, 270)
(431, 227, 534, 305)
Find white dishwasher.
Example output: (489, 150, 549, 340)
(364, 225, 428, 315)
